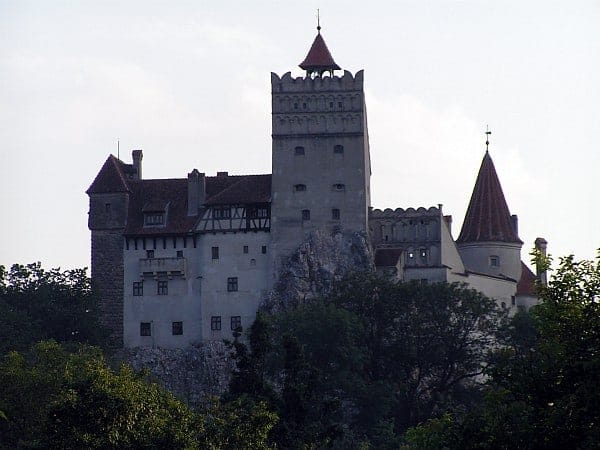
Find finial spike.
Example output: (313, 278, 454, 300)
(317, 9, 321, 33)
(117, 138, 120, 160)
(485, 125, 491, 153)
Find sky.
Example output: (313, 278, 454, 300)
(1, 0, 599, 271)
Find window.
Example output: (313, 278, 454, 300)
(231, 316, 242, 331)
(213, 207, 231, 219)
(243, 245, 249, 254)
(172, 321, 183, 335)
(302, 209, 310, 221)
(133, 282, 143, 296)
(334, 144, 344, 154)
(293, 102, 298, 110)
(302, 102, 307, 109)
(294, 184, 306, 192)
(211, 316, 221, 331)
(261, 245, 267, 254)
(501, 301, 507, 309)
(157, 280, 168, 295)
(146, 250, 155, 259)
(144, 213, 164, 226)
(420, 249, 427, 258)
(212, 246, 219, 260)
(490, 255, 500, 267)
(140, 322, 151, 336)
(329, 101, 334, 108)
(176, 250, 183, 258)
(338, 101, 343, 108)
(408, 252, 415, 259)
(105, 203, 111, 213)
(294, 146, 305, 155)
(333, 183, 345, 191)
(250, 258, 256, 266)
(227, 277, 238, 292)
(332, 208, 340, 220)
(511, 296, 516, 306)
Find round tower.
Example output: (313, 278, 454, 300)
(457, 148, 523, 282)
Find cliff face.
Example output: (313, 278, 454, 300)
(265, 230, 374, 312)
(120, 230, 374, 408)
(119, 341, 234, 409)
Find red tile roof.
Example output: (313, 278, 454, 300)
(86, 155, 131, 194)
(299, 32, 341, 72)
(516, 261, 537, 296)
(205, 174, 271, 205)
(457, 152, 522, 244)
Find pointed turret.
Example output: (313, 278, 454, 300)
(299, 26, 341, 77)
(457, 136, 523, 283)
(457, 151, 522, 244)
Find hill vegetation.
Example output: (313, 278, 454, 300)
(1, 254, 599, 448)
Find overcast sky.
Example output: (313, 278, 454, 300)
(1, 0, 599, 271)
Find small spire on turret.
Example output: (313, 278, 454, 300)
(299, 12, 341, 77)
(485, 125, 491, 153)
(317, 9, 321, 34)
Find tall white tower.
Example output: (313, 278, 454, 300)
(269, 26, 372, 280)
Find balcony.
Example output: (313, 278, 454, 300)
(139, 257, 186, 278)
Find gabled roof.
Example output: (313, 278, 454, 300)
(516, 262, 537, 296)
(299, 32, 341, 73)
(86, 155, 131, 194)
(457, 151, 522, 244)
(122, 173, 272, 236)
(205, 174, 271, 205)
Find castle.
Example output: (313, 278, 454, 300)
(88, 28, 539, 348)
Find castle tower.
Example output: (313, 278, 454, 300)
(269, 26, 372, 278)
(457, 149, 523, 282)
(87, 152, 140, 346)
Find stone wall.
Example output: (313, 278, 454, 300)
(91, 230, 124, 347)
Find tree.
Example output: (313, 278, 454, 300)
(402, 252, 600, 449)
(0, 263, 108, 354)
(0, 341, 198, 448)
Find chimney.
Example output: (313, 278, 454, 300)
(444, 215, 452, 234)
(511, 214, 519, 237)
(535, 237, 548, 286)
(187, 169, 206, 216)
(132, 150, 143, 180)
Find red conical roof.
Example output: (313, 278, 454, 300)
(299, 32, 341, 73)
(457, 151, 522, 244)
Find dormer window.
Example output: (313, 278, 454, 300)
(333, 183, 345, 191)
(294, 184, 307, 192)
(490, 255, 500, 267)
(144, 213, 164, 226)
(334, 145, 344, 154)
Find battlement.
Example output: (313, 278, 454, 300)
(370, 206, 441, 219)
(271, 70, 364, 93)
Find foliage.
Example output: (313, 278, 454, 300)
(402, 252, 600, 449)
(224, 274, 503, 447)
(0, 262, 108, 354)
(0, 341, 197, 448)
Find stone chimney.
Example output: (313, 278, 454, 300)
(511, 214, 519, 237)
(132, 150, 143, 180)
(187, 169, 206, 216)
(535, 237, 548, 286)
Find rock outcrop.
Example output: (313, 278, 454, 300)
(265, 230, 374, 312)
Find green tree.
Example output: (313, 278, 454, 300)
(402, 252, 600, 450)
(0, 263, 108, 354)
(0, 341, 198, 448)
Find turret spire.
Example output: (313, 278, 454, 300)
(457, 147, 522, 244)
(485, 125, 491, 153)
(299, 15, 341, 77)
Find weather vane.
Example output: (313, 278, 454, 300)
(485, 125, 491, 152)
(317, 9, 321, 33)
